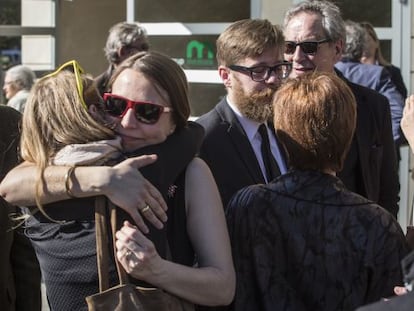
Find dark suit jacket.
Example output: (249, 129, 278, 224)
(0, 105, 41, 311)
(196, 98, 284, 209)
(336, 59, 405, 144)
(338, 75, 400, 217)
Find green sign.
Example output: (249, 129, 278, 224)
(186, 40, 215, 67)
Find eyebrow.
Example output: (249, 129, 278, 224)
(244, 61, 285, 67)
(286, 37, 321, 42)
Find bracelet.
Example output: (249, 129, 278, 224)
(64, 166, 77, 198)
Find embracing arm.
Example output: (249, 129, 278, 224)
(116, 158, 235, 306)
(133, 121, 204, 197)
(0, 156, 167, 232)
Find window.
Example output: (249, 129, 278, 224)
(136, 0, 249, 23)
(135, 0, 250, 116)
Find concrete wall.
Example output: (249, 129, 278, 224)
(261, 0, 291, 25)
(57, 0, 126, 76)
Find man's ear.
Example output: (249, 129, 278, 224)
(219, 65, 231, 88)
(333, 39, 344, 62)
(118, 46, 129, 59)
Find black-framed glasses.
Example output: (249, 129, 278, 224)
(42, 60, 87, 109)
(284, 39, 331, 55)
(103, 93, 173, 124)
(229, 61, 292, 82)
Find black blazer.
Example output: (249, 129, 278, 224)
(197, 98, 284, 209)
(339, 76, 400, 217)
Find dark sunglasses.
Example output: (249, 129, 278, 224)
(103, 93, 173, 124)
(284, 39, 331, 55)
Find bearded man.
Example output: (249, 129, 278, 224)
(197, 19, 291, 209)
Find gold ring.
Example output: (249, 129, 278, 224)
(140, 205, 151, 213)
(124, 250, 133, 260)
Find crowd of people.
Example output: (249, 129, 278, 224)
(1, 1, 414, 310)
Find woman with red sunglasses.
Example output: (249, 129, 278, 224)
(0, 52, 235, 310)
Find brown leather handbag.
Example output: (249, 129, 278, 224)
(86, 197, 194, 311)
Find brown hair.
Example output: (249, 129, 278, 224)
(109, 51, 190, 129)
(360, 21, 390, 66)
(273, 72, 356, 172)
(216, 19, 284, 66)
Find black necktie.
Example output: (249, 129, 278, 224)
(258, 124, 281, 182)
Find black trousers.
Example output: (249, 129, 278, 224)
(0, 202, 41, 311)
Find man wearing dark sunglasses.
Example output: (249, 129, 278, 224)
(283, 0, 399, 218)
(196, 19, 290, 209)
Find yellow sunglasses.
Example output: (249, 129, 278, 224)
(42, 60, 87, 109)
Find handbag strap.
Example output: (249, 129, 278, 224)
(95, 197, 173, 292)
(94, 196, 129, 292)
(109, 201, 130, 285)
(95, 196, 110, 292)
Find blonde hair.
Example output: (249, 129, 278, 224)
(21, 70, 115, 219)
(273, 72, 356, 172)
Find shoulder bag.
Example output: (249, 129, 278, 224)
(86, 196, 194, 311)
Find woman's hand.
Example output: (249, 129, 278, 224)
(115, 221, 163, 280)
(401, 95, 414, 149)
(104, 155, 168, 233)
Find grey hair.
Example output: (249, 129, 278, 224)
(6, 65, 36, 90)
(343, 20, 365, 61)
(283, 0, 346, 43)
(104, 21, 149, 65)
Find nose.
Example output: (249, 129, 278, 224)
(120, 107, 138, 128)
(264, 69, 280, 85)
(291, 45, 308, 63)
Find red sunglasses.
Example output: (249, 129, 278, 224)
(103, 93, 173, 124)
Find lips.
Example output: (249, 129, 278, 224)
(294, 67, 313, 72)
(119, 133, 141, 143)
(291, 67, 314, 77)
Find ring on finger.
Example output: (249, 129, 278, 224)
(125, 250, 133, 261)
(140, 204, 151, 213)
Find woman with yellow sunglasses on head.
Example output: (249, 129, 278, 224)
(0, 53, 234, 310)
